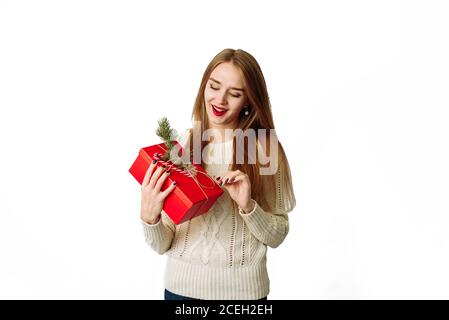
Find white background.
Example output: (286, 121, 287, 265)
(1, 0, 448, 299)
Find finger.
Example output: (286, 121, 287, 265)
(142, 160, 157, 187)
(148, 165, 166, 189)
(222, 171, 242, 184)
(154, 169, 171, 192)
(160, 181, 177, 199)
(214, 176, 223, 186)
(218, 171, 233, 184)
(214, 174, 224, 185)
(217, 175, 228, 186)
(230, 174, 246, 183)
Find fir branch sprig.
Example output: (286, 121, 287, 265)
(155, 117, 197, 173)
(156, 117, 176, 149)
(155, 117, 178, 161)
(156, 117, 196, 174)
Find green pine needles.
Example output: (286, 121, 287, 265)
(155, 117, 196, 173)
(155, 117, 178, 156)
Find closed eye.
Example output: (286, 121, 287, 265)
(209, 84, 241, 98)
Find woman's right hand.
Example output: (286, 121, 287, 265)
(140, 160, 177, 224)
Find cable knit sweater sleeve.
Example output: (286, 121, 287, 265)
(141, 210, 175, 254)
(237, 166, 293, 248)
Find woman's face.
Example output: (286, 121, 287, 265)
(204, 62, 248, 129)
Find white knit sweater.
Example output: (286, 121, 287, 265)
(141, 136, 292, 300)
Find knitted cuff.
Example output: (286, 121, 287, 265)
(141, 217, 168, 247)
(237, 199, 258, 216)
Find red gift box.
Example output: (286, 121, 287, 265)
(129, 141, 224, 224)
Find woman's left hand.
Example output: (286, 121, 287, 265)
(215, 170, 255, 213)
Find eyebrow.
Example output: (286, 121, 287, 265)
(209, 77, 245, 91)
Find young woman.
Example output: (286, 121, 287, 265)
(139, 48, 296, 300)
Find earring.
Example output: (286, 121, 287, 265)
(244, 106, 249, 116)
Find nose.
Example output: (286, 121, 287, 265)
(216, 90, 227, 106)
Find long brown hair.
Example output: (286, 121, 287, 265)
(188, 48, 295, 213)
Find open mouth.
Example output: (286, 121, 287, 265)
(211, 104, 228, 117)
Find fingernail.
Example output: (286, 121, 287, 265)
(216, 176, 220, 180)
(166, 170, 171, 174)
(173, 181, 177, 185)
(152, 159, 157, 164)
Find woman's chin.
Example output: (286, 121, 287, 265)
(209, 117, 232, 126)
(208, 113, 226, 124)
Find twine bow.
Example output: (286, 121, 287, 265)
(152, 144, 217, 200)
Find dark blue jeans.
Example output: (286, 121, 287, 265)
(164, 289, 267, 300)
